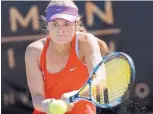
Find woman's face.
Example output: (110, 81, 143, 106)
(48, 18, 76, 44)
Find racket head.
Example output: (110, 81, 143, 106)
(90, 52, 135, 108)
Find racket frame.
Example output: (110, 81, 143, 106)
(67, 52, 136, 108)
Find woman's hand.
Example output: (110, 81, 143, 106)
(60, 90, 78, 112)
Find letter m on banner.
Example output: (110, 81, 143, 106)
(10, 6, 39, 32)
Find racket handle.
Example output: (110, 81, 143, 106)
(68, 96, 74, 103)
(67, 94, 78, 103)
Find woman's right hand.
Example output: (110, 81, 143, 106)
(64, 101, 74, 112)
(60, 90, 79, 112)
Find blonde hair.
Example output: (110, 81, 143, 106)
(40, 0, 87, 34)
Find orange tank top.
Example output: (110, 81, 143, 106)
(33, 33, 96, 114)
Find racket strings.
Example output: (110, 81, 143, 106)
(91, 84, 105, 104)
(91, 85, 128, 104)
(91, 74, 107, 104)
(91, 56, 132, 104)
(108, 87, 128, 101)
(106, 57, 131, 86)
(78, 84, 90, 97)
(91, 75, 97, 100)
(105, 56, 131, 103)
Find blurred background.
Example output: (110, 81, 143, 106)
(1, 1, 153, 114)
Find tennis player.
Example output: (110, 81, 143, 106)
(25, 0, 108, 114)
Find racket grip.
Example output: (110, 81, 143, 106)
(68, 96, 74, 103)
(67, 94, 78, 103)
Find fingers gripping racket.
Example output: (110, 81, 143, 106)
(66, 52, 135, 108)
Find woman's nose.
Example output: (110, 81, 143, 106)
(57, 27, 65, 34)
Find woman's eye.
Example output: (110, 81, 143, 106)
(52, 23, 58, 27)
(65, 22, 71, 26)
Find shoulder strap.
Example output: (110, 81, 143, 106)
(40, 37, 50, 71)
(75, 32, 79, 57)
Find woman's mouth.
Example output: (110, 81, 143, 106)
(56, 35, 67, 36)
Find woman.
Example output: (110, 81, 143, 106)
(25, 0, 108, 114)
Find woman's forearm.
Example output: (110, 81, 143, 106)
(32, 94, 53, 114)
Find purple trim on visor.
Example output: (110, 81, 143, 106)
(46, 5, 78, 22)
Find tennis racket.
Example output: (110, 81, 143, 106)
(67, 52, 135, 108)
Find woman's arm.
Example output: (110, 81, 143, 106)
(25, 44, 51, 113)
(81, 33, 106, 73)
(96, 38, 109, 56)
(80, 33, 107, 93)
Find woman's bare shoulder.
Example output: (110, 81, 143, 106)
(25, 37, 47, 59)
(78, 32, 96, 42)
(78, 32, 97, 46)
(78, 32, 109, 56)
(77, 32, 97, 56)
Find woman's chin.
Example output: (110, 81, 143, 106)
(54, 40, 71, 44)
